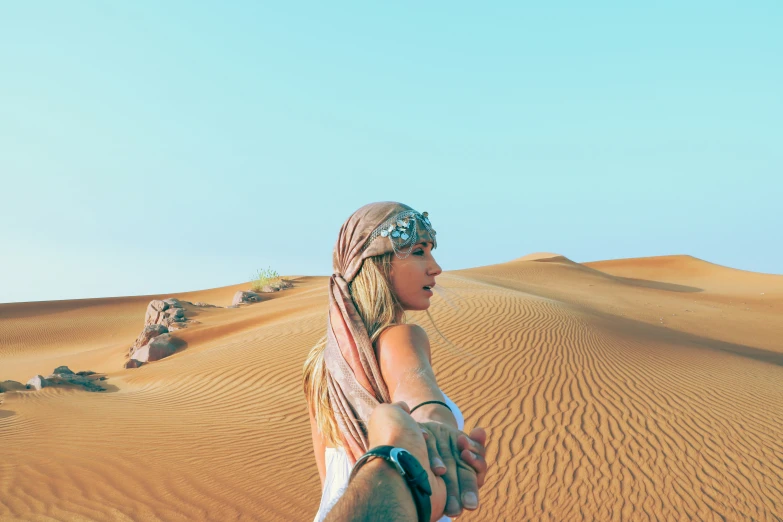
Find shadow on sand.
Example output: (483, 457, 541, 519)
(590, 308, 783, 368)
(537, 257, 704, 293)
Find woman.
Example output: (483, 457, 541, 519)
(303, 202, 488, 521)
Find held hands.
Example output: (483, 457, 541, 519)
(367, 402, 448, 521)
(366, 402, 490, 520)
(367, 401, 430, 462)
(419, 422, 489, 518)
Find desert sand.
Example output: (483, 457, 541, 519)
(1, 255, 781, 521)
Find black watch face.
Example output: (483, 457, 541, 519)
(396, 449, 417, 470)
(396, 450, 432, 495)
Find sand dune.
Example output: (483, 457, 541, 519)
(1, 256, 781, 521)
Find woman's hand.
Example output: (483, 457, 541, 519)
(420, 422, 489, 517)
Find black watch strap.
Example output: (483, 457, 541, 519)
(350, 445, 432, 522)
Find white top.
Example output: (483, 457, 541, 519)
(313, 394, 464, 522)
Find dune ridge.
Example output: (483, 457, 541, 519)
(1, 256, 781, 521)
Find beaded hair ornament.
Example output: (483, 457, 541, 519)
(363, 210, 436, 259)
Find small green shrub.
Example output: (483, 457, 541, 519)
(250, 267, 281, 292)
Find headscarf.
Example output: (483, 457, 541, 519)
(324, 201, 437, 462)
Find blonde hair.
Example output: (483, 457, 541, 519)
(302, 252, 404, 447)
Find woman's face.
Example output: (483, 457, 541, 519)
(389, 241, 442, 311)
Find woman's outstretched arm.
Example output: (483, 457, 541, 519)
(375, 323, 488, 517)
(375, 324, 456, 426)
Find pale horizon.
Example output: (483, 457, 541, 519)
(0, 252, 776, 305)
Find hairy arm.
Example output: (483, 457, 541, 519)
(325, 458, 417, 521)
(325, 402, 447, 522)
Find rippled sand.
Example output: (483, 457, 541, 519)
(1, 255, 781, 521)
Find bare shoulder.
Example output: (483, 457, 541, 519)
(377, 323, 430, 353)
(376, 323, 432, 365)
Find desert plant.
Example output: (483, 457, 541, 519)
(250, 266, 281, 292)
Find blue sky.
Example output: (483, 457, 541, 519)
(1, 2, 780, 303)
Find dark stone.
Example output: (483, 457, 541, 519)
(232, 291, 262, 306)
(46, 373, 106, 392)
(0, 380, 26, 393)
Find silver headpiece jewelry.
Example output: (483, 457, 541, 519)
(364, 210, 436, 259)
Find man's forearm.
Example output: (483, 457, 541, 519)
(325, 459, 418, 522)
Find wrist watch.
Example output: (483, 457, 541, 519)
(349, 445, 432, 522)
